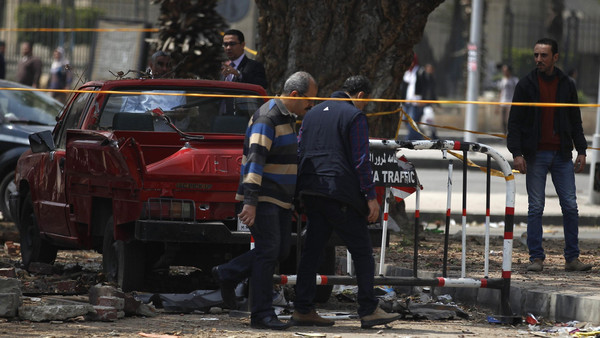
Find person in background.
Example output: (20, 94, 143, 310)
(507, 37, 591, 273)
(212, 71, 317, 330)
(148, 50, 173, 79)
(292, 75, 401, 329)
(0, 41, 6, 79)
(400, 53, 432, 140)
(421, 63, 438, 139)
(16, 41, 42, 88)
(221, 29, 267, 89)
(48, 47, 72, 103)
(497, 64, 518, 133)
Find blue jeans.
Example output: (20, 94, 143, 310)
(294, 196, 378, 318)
(405, 104, 424, 140)
(217, 202, 291, 320)
(526, 151, 580, 262)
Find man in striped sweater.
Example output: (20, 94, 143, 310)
(212, 71, 318, 330)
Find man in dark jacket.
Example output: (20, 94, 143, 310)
(291, 76, 401, 329)
(16, 41, 42, 88)
(507, 37, 591, 273)
(221, 29, 267, 89)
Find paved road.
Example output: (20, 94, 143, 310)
(388, 135, 600, 226)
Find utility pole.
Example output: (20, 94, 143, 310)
(464, 0, 483, 143)
(588, 67, 600, 204)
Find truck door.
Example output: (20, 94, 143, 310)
(36, 91, 95, 237)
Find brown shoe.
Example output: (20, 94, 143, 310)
(290, 309, 334, 327)
(565, 258, 592, 272)
(360, 306, 401, 329)
(526, 258, 544, 272)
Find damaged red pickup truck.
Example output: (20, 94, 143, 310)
(11, 79, 318, 292)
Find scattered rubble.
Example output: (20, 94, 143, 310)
(0, 277, 21, 317)
(1, 276, 157, 322)
(19, 302, 94, 322)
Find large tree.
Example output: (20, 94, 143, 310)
(153, 0, 227, 79)
(254, 0, 444, 138)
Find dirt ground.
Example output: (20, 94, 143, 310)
(2, 220, 600, 337)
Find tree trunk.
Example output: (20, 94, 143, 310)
(255, 0, 444, 138)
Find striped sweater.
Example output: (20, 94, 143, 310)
(235, 98, 298, 209)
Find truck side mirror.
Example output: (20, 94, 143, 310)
(29, 130, 56, 153)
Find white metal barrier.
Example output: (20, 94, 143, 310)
(275, 139, 517, 317)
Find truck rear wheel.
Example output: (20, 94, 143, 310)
(102, 216, 146, 291)
(18, 192, 58, 269)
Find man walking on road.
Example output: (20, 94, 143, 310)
(292, 75, 401, 329)
(212, 71, 317, 330)
(507, 37, 592, 273)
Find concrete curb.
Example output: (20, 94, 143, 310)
(381, 264, 600, 325)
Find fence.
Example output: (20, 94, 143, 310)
(0, 0, 160, 85)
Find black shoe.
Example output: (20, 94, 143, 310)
(211, 266, 237, 309)
(250, 315, 291, 330)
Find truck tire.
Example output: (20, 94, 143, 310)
(0, 170, 16, 221)
(18, 192, 58, 269)
(102, 216, 146, 292)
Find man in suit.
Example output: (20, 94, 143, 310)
(221, 29, 267, 89)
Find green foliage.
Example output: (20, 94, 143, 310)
(577, 90, 587, 104)
(17, 3, 103, 47)
(17, 4, 60, 47)
(73, 7, 104, 45)
(507, 47, 533, 79)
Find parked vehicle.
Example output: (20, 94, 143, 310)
(11, 79, 341, 299)
(0, 80, 62, 222)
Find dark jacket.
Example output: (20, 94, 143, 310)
(506, 67, 586, 160)
(235, 55, 267, 89)
(399, 66, 429, 101)
(297, 91, 368, 215)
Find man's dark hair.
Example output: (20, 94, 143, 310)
(341, 75, 372, 96)
(0, 41, 5, 47)
(224, 29, 245, 43)
(536, 38, 558, 55)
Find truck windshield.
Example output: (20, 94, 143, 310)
(98, 88, 263, 134)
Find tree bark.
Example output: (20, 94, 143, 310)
(255, 0, 444, 138)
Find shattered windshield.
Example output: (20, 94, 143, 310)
(98, 88, 263, 134)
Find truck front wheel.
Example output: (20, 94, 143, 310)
(18, 192, 58, 269)
(102, 216, 146, 291)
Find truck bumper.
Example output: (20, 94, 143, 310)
(135, 220, 386, 247)
(135, 220, 251, 244)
